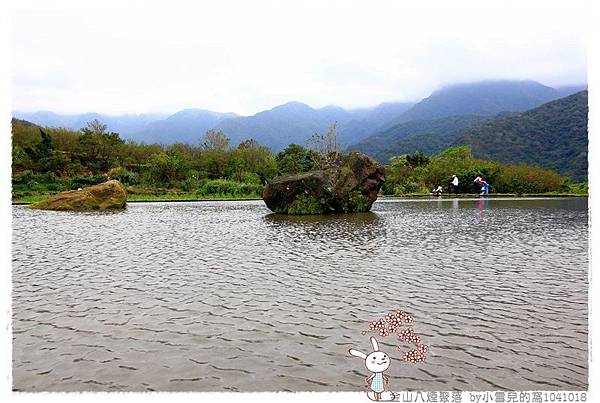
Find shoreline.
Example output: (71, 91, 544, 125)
(380, 193, 588, 199)
(11, 196, 263, 205)
(11, 193, 588, 205)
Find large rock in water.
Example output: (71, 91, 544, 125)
(263, 152, 385, 214)
(29, 180, 127, 211)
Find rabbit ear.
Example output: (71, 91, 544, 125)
(349, 349, 367, 359)
(370, 336, 379, 351)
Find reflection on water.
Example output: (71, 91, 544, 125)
(264, 211, 380, 225)
(12, 198, 588, 391)
(263, 212, 384, 248)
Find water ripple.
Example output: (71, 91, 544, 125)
(12, 198, 588, 391)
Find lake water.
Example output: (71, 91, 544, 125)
(12, 198, 588, 392)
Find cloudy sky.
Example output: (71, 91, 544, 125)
(10, 0, 588, 115)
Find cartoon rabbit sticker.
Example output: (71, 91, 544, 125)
(349, 336, 393, 401)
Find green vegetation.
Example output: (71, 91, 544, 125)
(456, 90, 588, 182)
(11, 119, 323, 202)
(382, 146, 586, 196)
(287, 195, 324, 215)
(275, 143, 320, 175)
(12, 118, 586, 204)
(348, 190, 369, 212)
(350, 90, 588, 184)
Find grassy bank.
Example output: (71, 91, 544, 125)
(13, 191, 587, 205)
(127, 193, 262, 202)
(12, 191, 262, 204)
(380, 192, 588, 198)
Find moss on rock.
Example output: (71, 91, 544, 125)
(348, 190, 370, 212)
(287, 194, 324, 215)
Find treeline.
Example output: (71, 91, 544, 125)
(12, 118, 584, 200)
(11, 118, 320, 199)
(382, 146, 585, 195)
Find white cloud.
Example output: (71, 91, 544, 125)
(10, 0, 588, 115)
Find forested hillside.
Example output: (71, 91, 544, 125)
(347, 115, 489, 162)
(455, 90, 588, 181)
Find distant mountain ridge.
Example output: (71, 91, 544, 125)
(13, 101, 414, 150)
(11, 117, 39, 128)
(12, 111, 169, 137)
(336, 102, 415, 147)
(129, 109, 239, 144)
(14, 80, 587, 152)
(382, 80, 576, 128)
(213, 101, 346, 151)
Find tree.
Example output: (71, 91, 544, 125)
(276, 144, 319, 175)
(201, 129, 230, 151)
(307, 123, 339, 156)
(405, 151, 430, 168)
(238, 139, 259, 149)
(12, 144, 29, 170)
(145, 152, 187, 186)
(22, 129, 61, 173)
(85, 119, 108, 134)
(37, 129, 54, 156)
(197, 149, 229, 179)
(232, 142, 278, 183)
(380, 155, 415, 195)
(78, 120, 125, 172)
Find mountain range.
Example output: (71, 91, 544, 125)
(14, 80, 584, 151)
(13, 80, 588, 180)
(350, 90, 588, 181)
(12, 111, 170, 138)
(14, 100, 416, 150)
(386, 80, 564, 126)
(127, 109, 239, 144)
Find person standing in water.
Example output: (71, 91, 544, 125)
(480, 180, 490, 195)
(474, 176, 482, 193)
(451, 175, 459, 194)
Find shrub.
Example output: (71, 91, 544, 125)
(384, 146, 565, 195)
(197, 179, 262, 196)
(144, 152, 188, 187)
(109, 167, 139, 185)
(12, 171, 64, 191)
(288, 195, 324, 215)
(236, 172, 262, 185)
(394, 182, 422, 195)
(569, 182, 588, 194)
(179, 177, 200, 192)
(36, 172, 60, 184)
(348, 190, 370, 212)
(495, 164, 562, 194)
(69, 174, 106, 189)
(12, 170, 35, 185)
(64, 161, 86, 176)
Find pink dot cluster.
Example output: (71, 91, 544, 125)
(365, 309, 428, 364)
(402, 344, 428, 363)
(398, 327, 421, 344)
